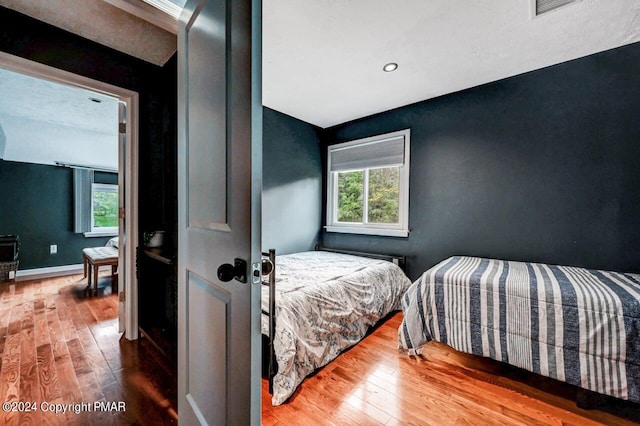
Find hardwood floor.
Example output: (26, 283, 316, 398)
(262, 312, 640, 426)
(7, 274, 637, 425)
(0, 273, 177, 426)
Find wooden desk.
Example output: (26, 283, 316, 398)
(82, 246, 118, 295)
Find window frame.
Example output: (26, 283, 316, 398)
(88, 182, 119, 236)
(325, 129, 410, 237)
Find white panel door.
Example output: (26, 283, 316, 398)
(177, 0, 262, 424)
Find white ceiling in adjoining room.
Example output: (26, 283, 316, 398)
(0, 68, 119, 170)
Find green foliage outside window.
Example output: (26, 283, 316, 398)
(93, 190, 119, 228)
(337, 171, 363, 222)
(368, 167, 399, 223)
(336, 167, 399, 224)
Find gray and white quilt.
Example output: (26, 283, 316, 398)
(262, 251, 411, 405)
(399, 256, 640, 403)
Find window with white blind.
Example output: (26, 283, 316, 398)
(326, 129, 410, 237)
(73, 169, 119, 237)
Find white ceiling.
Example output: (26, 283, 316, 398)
(0, 0, 638, 167)
(263, 0, 640, 128)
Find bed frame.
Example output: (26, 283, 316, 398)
(261, 245, 406, 394)
(399, 256, 640, 408)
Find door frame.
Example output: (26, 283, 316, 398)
(0, 51, 140, 340)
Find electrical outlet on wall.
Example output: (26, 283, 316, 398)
(50, 244, 57, 254)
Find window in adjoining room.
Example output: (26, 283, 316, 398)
(74, 169, 119, 237)
(326, 129, 410, 237)
(91, 183, 119, 235)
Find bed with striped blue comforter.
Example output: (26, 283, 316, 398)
(399, 256, 640, 403)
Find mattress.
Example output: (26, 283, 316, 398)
(399, 256, 640, 403)
(263, 250, 411, 405)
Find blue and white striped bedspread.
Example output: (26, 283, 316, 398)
(398, 256, 640, 403)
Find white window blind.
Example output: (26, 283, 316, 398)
(329, 135, 405, 172)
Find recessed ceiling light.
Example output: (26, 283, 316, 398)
(89, 97, 102, 103)
(383, 63, 398, 72)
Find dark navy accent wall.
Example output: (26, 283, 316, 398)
(263, 107, 322, 254)
(0, 6, 176, 270)
(0, 161, 115, 269)
(322, 41, 640, 280)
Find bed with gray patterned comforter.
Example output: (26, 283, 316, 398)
(262, 251, 411, 405)
(399, 256, 640, 403)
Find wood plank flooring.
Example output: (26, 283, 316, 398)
(262, 312, 640, 426)
(6, 274, 638, 425)
(0, 274, 177, 426)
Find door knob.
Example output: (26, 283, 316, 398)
(217, 258, 247, 283)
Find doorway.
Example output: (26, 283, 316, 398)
(0, 51, 140, 339)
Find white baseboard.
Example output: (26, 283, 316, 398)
(15, 264, 85, 281)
